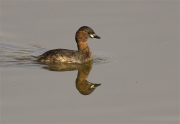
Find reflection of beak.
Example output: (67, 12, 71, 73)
(90, 34, 101, 39)
(90, 84, 101, 88)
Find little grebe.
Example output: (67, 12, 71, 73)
(37, 26, 101, 63)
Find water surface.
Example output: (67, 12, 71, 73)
(1, 1, 179, 123)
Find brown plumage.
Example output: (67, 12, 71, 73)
(37, 26, 101, 63)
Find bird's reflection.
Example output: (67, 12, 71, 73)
(42, 61, 101, 95)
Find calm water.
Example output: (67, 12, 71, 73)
(1, 1, 179, 123)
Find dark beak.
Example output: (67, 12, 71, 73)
(94, 34, 101, 39)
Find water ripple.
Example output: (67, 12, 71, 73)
(0, 42, 113, 69)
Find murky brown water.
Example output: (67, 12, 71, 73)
(1, 1, 179, 123)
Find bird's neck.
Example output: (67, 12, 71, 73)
(76, 40, 91, 53)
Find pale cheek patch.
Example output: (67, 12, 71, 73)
(90, 34, 94, 38)
(90, 85, 95, 88)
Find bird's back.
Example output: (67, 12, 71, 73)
(37, 49, 92, 63)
